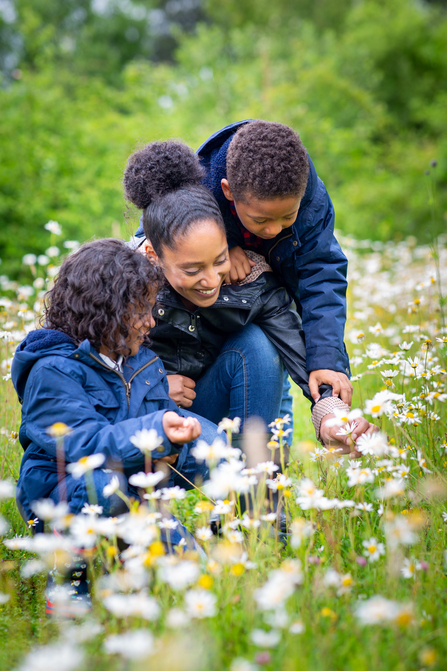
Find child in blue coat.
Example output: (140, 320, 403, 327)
(12, 238, 221, 616)
(195, 120, 352, 407)
(12, 239, 219, 530)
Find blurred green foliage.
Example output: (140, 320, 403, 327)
(0, 0, 446, 277)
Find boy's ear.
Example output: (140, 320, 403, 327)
(143, 239, 159, 263)
(221, 178, 234, 202)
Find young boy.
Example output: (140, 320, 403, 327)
(196, 119, 352, 409)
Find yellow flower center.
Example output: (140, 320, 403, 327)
(231, 564, 245, 577)
(197, 574, 213, 589)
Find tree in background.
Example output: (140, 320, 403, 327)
(0, 0, 446, 277)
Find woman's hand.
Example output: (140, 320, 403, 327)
(225, 246, 256, 284)
(167, 374, 196, 408)
(319, 413, 377, 457)
(309, 370, 353, 406)
(162, 412, 201, 444)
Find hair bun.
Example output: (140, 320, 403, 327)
(124, 141, 205, 209)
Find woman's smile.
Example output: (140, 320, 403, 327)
(194, 286, 220, 297)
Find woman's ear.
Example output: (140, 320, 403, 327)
(143, 239, 159, 263)
(221, 178, 234, 202)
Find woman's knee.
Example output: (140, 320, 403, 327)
(222, 324, 283, 379)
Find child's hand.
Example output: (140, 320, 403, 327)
(225, 246, 256, 284)
(162, 411, 201, 445)
(320, 413, 377, 457)
(309, 370, 353, 406)
(167, 374, 196, 408)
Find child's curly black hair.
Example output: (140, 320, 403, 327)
(226, 120, 309, 202)
(124, 140, 225, 258)
(43, 239, 163, 358)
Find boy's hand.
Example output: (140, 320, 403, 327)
(319, 413, 377, 457)
(162, 412, 201, 445)
(167, 375, 196, 408)
(309, 370, 353, 406)
(225, 246, 256, 284)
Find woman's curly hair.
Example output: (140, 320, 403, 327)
(43, 239, 163, 358)
(124, 140, 224, 257)
(226, 120, 309, 202)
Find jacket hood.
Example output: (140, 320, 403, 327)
(196, 119, 253, 157)
(12, 329, 76, 401)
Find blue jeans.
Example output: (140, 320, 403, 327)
(187, 324, 286, 430)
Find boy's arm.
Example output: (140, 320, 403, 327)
(289, 175, 350, 378)
(23, 364, 181, 468)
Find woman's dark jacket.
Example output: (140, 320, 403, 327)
(150, 267, 331, 406)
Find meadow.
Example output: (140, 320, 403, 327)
(0, 224, 446, 671)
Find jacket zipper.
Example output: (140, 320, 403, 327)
(88, 353, 159, 407)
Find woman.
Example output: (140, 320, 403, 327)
(124, 141, 371, 447)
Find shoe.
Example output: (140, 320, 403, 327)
(45, 555, 92, 619)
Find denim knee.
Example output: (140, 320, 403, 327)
(221, 323, 282, 375)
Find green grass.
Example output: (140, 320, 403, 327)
(0, 236, 447, 671)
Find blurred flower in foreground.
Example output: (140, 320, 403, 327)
(15, 642, 84, 671)
(362, 537, 386, 562)
(355, 596, 406, 625)
(0, 480, 15, 499)
(184, 588, 216, 618)
(47, 422, 72, 437)
(218, 417, 241, 434)
(130, 428, 164, 453)
(104, 630, 154, 659)
(250, 629, 281, 647)
(66, 454, 105, 479)
(32, 499, 69, 520)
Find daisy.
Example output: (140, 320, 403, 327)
(128, 471, 165, 489)
(411, 449, 431, 473)
(184, 589, 216, 619)
(362, 537, 386, 561)
(103, 475, 121, 498)
(217, 417, 241, 434)
(66, 453, 105, 479)
(129, 428, 163, 454)
(401, 557, 420, 579)
(195, 526, 213, 542)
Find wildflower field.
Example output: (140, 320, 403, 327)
(0, 228, 446, 671)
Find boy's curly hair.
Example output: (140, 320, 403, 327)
(43, 239, 163, 358)
(226, 120, 309, 202)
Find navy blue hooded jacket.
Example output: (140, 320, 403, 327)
(197, 120, 350, 376)
(11, 329, 188, 523)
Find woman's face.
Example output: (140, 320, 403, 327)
(159, 219, 231, 308)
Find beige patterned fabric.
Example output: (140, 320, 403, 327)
(311, 396, 351, 443)
(223, 250, 272, 287)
